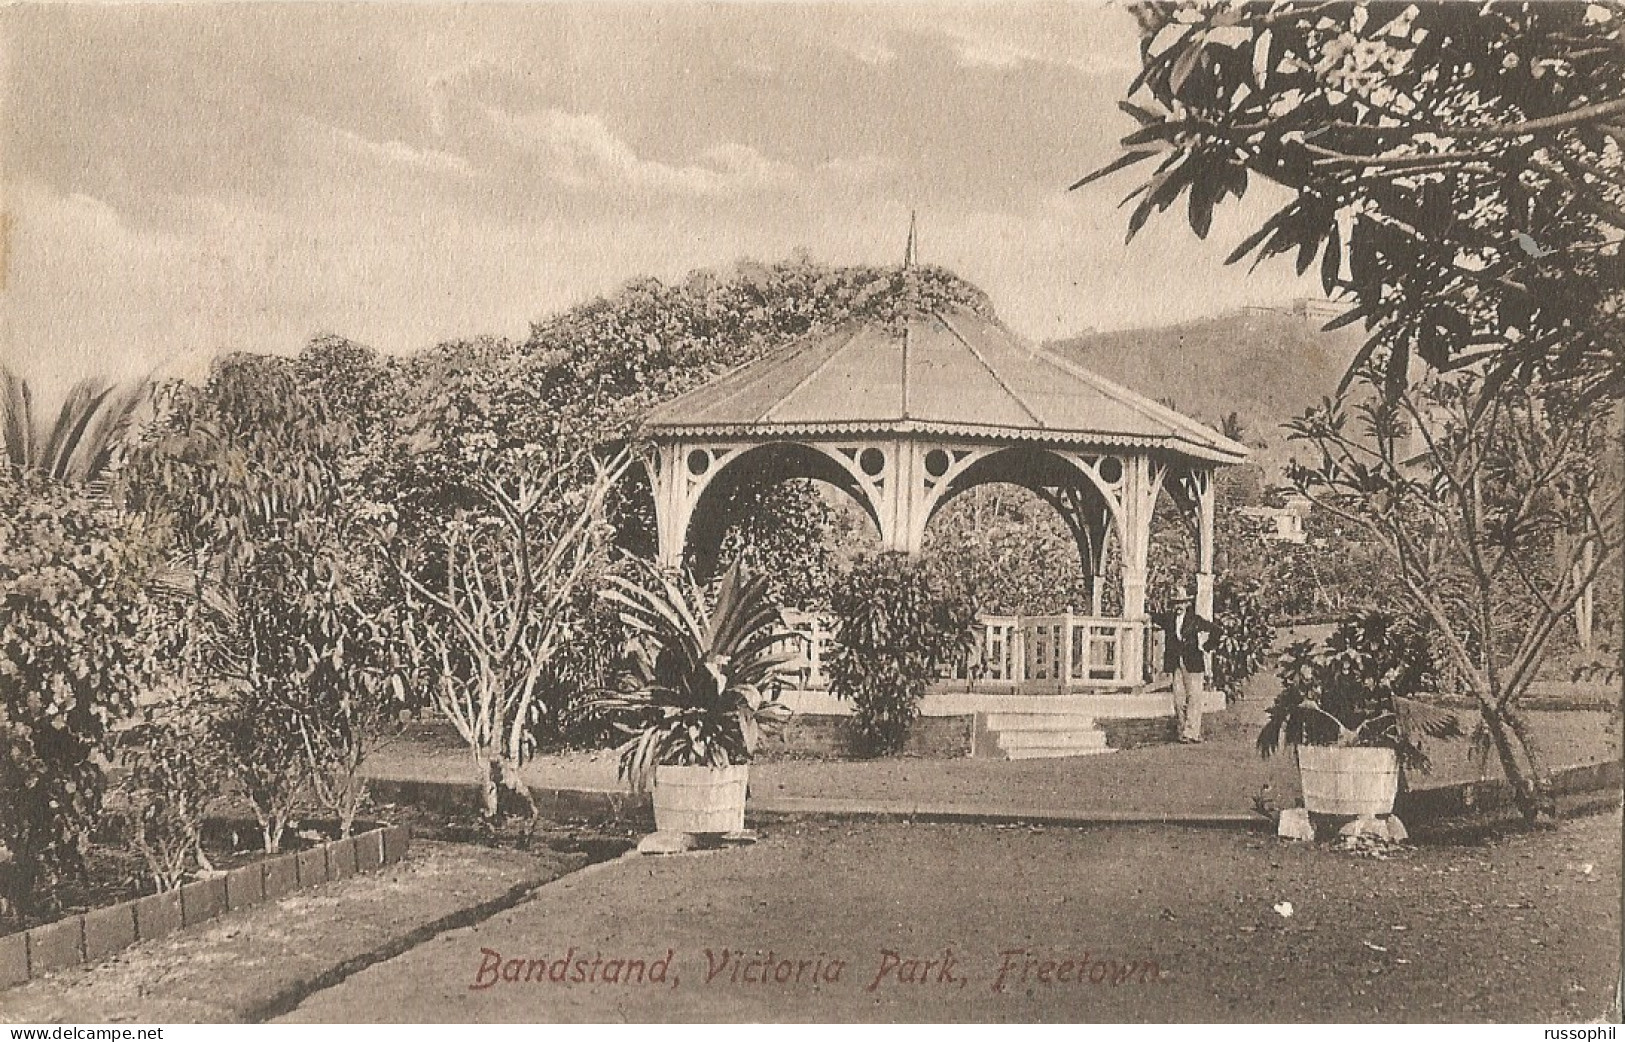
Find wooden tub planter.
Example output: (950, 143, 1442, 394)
(652, 764, 749, 834)
(597, 561, 794, 847)
(1295, 744, 1400, 817)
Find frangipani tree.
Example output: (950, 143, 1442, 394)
(381, 448, 631, 819)
(1077, 1, 1624, 400)
(1286, 370, 1621, 820)
(1080, 2, 1624, 822)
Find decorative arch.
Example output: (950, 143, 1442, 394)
(645, 438, 894, 570)
(916, 445, 1117, 597)
(681, 442, 881, 578)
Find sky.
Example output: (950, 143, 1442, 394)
(1, 2, 1323, 398)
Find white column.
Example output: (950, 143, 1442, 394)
(653, 443, 686, 570)
(1194, 466, 1216, 620)
(1060, 610, 1075, 691)
(1194, 466, 1224, 710)
(892, 438, 927, 555)
(1118, 456, 1155, 685)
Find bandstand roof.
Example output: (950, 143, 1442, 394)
(642, 304, 1249, 464)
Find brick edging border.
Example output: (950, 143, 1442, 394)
(1, 824, 411, 991)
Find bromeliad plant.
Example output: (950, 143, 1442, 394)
(1258, 612, 1463, 771)
(595, 560, 794, 792)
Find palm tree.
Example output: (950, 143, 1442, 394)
(1, 364, 151, 484)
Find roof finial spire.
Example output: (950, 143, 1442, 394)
(903, 209, 917, 269)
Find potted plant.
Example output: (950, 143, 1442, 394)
(1258, 613, 1462, 817)
(595, 559, 794, 834)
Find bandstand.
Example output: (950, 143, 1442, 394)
(633, 301, 1247, 752)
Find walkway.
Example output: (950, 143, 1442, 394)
(279, 813, 1621, 1022)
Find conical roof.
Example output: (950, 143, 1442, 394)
(642, 304, 1248, 463)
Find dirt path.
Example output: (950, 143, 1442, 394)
(280, 812, 1621, 1023)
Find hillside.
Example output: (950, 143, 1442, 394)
(1046, 305, 1365, 477)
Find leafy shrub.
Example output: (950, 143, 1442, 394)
(278, 564, 404, 839)
(115, 695, 226, 891)
(827, 553, 978, 756)
(0, 475, 163, 917)
(1208, 577, 1275, 703)
(203, 545, 352, 851)
(212, 692, 308, 855)
(1259, 611, 1461, 770)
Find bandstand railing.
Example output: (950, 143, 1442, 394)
(775, 610, 1153, 694)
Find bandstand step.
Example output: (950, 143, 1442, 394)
(980, 710, 1119, 760)
(984, 713, 1101, 732)
(1004, 744, 1117, 760)
(995, 729, 1109, 750)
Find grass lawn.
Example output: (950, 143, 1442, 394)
(367, 692, 1619, 821)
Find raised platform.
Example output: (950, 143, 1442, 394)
(774, 685, 1186, 760)
(776, 687, 1177, 719)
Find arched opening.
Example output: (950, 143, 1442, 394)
(921, 446, 1116, 615)
(1147, 463, 1204, 616)
(682, 442, 881, 605)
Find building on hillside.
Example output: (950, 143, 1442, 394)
(1238, 494, 1311, 544)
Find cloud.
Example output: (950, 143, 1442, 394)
(817, 8, 1144, 76)
(484, 106, 804, 198)
(309, 120, 480, 180)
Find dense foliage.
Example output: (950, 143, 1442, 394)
(0, 474, 165, 915)
(1209, 474, 1399, 624)
(517, 258, 996, 442)
(827, 553, 979, 755)
(1207, 576, 1276, 703)
(710, 480, 839, 610)
(923, 486, 1095, 615)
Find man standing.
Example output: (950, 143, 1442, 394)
(1153, 592, 1216, 744)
